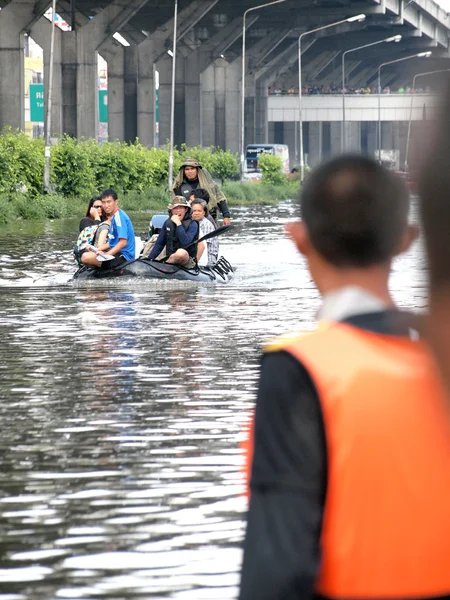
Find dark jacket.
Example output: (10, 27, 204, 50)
(148, 213, 199, 260)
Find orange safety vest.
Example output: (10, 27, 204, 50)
(243, 321, 450, 599)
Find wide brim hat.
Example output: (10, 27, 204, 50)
(180, 157, 202, 169)
(168, 195, 190, 209)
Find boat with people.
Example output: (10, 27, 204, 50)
(72, 211, 236, 283)
(72, 179, 236, 284)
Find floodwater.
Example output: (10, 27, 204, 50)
(0, 202, 427, 599)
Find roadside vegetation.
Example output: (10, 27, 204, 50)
(0, 128, 299, 223)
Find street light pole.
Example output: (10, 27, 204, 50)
(405, 68, 449, 171)
(168, 0, 178, 191)
(298, 13, 365, 182)
(43, 0, 57, 193)
(240, 0, 288, 181)
(341, 35, 401, 152)
(377, 51, 431, 164)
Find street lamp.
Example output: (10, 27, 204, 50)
(405, 68, 450, 171)
(240, 0, 288, 180)
(43, 0, 57, 193)
(377, 51, 431, 163)
(168, 0, 178, 190)
(341, 35, 401, 152)
(298, 13, 365, 182)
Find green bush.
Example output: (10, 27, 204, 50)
(0, 195, 16, 223)
(258, 153, 286, 185)
(51, 136, 98, 197)
(0, 128, 45, 195)
(211, 149, 239, 183)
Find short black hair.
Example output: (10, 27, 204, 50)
(191, 188, 210, 203)
(300, 155, 409, 268)
(100, 189, 118, 201)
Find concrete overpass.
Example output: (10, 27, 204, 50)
(1, 0, 450, 154)
(268, 91, 438, 167)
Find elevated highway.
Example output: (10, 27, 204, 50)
(0, 0, 449, 154)
(268, 91, 438, 167)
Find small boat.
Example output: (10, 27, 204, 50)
(72, 256, 236, 283)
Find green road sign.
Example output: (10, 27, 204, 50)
(99, 90, 108, 123)
(30, 84, 44, 122)
(29, 85, 109, 124)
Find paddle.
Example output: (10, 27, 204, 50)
(160, 224, 233, 263)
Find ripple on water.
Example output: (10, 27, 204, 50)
(0, 202, 427, 598)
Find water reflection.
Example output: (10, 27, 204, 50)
(0, 202, 426, 598)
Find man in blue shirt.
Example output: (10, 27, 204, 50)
(81, 189, 135, 269)
(149, 196, 199, 268)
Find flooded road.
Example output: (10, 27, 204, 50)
(0, 202, 427, 599)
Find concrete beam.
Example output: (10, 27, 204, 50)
(303, 50, 340, 81)
(323, 59, 361, 87)
(23, 0, 51, 33)
(105, 0, 151, 37)
(251, 30, 292, 70)
(380, 0, 450, 46)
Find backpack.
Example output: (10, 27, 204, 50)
(73, 224, 99, 264)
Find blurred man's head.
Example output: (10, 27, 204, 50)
(287, 155, 417, 294)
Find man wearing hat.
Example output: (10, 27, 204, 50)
(148, 196, 199, 267)
(173, 157, 231, 226)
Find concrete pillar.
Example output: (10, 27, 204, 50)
(381, 122, 393, 150)
(30, 17, 63, 137)
(366, 121, 377, 155)
(330, 122, 341, 156)
(255, 80, 268, 143)
(308, 122, 322, 167)
(137, 50, 156, 147)
(124, 46, 138, 142)
(156, 53, 186, 146)
(268, 121, 275, 143)
(100, 44, 125, 142)
(224, 59, 240, 153)
(345, 122, 361, 152)
(214, 58, 227, 149)
(393, 121, 408, 169)
(199, 57, 228, 149)
(157, 55, 172, 146)
(61, 32, 78, 137)
(201, 64, 215, 147)
(0, 0, 35, 129)
(283, 122, 295, 165)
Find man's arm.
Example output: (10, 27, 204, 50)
(239, 351, 327, 600)
(107, 238, 127, 256)
(217, 199, 231, 225)
(176, 220, 199, 247)
(148, 228, 167, 260)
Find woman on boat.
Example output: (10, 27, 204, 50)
(79, 195, 103, 232)
(191, 200, 219, 266)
